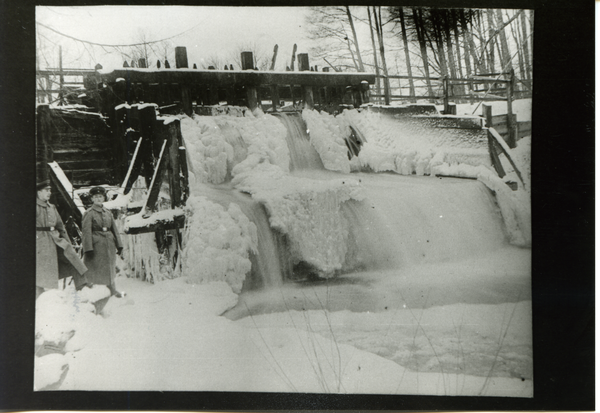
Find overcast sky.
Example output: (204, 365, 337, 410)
(36, 6, 315, 71)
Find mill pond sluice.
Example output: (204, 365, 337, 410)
(36, 48, 528, 290)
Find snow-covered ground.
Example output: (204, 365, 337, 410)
(35, 101, 532, 397)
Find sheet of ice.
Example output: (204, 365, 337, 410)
(35, 276, 531, 396)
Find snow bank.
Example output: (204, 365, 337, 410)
(34, 353, 69, 390)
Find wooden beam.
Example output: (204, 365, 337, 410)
(100, 69, 377, 87)
(126, 214, 186, 235)
(48, 163, 83, 224)
(488, 127, 526, 188)
(144, 139, 168, 213)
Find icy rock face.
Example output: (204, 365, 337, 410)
(233, 162, 364, 276)
(182, 195, 258, 293)
(302, 109, 351, 174)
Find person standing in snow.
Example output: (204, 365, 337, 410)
(36, 180, 90, 299)
(82, 186, 125, 297)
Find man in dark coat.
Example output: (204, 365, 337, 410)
(82, 186, 125, 297)
(36, 180, 89, 298)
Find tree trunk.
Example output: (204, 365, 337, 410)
(495, 9, 513, 72)
(509, 11, 526, 89)
(429, 12, 448, 77)
(346, 6, 365, 72)
(452, 10, 465, 80)
(520, 10, 532, 82)
(486, 12, 497, 73)
(399, 7, 416, 100)
(413, 8, 435, 100)
(367, 7, 382, 103)
(373, 6, 390, 104)
(442, 10, 458, 98)
(461, 9, 484, 74)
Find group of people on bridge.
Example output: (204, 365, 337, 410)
(36, 180, 124, 300)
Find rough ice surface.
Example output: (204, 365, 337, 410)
(181, 110, 290, 185)
(181, 195, 257, 293)
(233, 162, 364, 276)
(338, 108, 530, 247)
(302, 109, 351, 173)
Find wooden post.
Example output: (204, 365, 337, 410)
(506, 68, 516, 148)
(270, 85, 279, 112)
(482, 103, 493, 127)
(36, 105, 53, 182)
(241, 52, 258, 111)
(443, 75, 449, 114)
(169, 122, 181, 206)
(181, 85, 192, 116)
(298, 53, 314, 109)
(241, 52, 254, 71)
(270, 44, 279, 71)
(360, 81, 370, 105)
(290, 44, 297, 71)
(113, 105, 129, 183)
(447, 102, 457, 115)
(175, 47, 189, 68)
(58, 46, 64, 105)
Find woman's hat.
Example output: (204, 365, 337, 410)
(36, 179, 51, 191)
(89, 186, 107, 196)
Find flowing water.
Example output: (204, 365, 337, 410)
(191, 111, 532, 382)
(198, 113, 530, 318)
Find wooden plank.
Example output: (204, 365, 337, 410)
(488, 127, 525, 188)
(122, 137, 144, 195)
(100, 68, 376, 87)
(144, 139, 168, 212)
(126, 214, 185, 235)
(48, 163, 83, 224)
(67, 169, 116, 186)
(53, 159, 112, 170)
(53, 149, 114, 161)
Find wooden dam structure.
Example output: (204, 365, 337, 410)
(36, 47, 524, 269)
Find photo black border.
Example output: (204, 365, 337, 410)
(0, 0, 594, 410)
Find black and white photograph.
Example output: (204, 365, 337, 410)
(0, 1, 586, 409)
(33, 5, 535, 395)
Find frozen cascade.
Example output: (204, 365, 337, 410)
(195, 184, 288, 289)
(179, 108, 527, 292)
(271, 112, 324, 171)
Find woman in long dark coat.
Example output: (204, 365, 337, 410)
(82, 186, 124, 297)
(36, 180, 89, 298)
